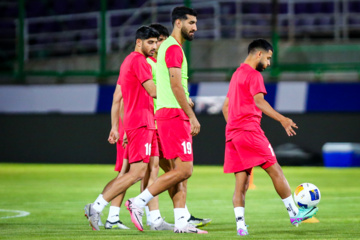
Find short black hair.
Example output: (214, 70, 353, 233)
(248, 39, 273, 54)
(171, 6, 197, 26)
(135, 26, 160, 43)
(149, 23, 169, 37)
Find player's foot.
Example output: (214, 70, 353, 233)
(98, 218, 104, 226)
(125, 198, 144, 231)
(146, 220, 152, 226)
(84, 203, 101, 231)
(237, 227, 249, 236)
(174, 223, 208, 234)
(104, 220, 130, 229)
(84, 203, 104, 227)
(187, 215, 212, 227)
(290, 207, 319, 226)
(150, 218, 174, 231)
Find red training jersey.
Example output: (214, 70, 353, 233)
(225, 63, 267, 141)
(165, 45, 183, 68)
(117, 51, 155, 130)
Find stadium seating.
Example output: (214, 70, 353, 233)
(1, 0, 360, 61)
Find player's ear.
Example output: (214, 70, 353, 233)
(257, 50, 262, 58)
(136, 39, 142, 48)
(175, 19, 182, 28)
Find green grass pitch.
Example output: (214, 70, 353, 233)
(1, 163, 360, 239)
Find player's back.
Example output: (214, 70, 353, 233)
(119, 52, 155, 131)
(226, 63, 267, 140)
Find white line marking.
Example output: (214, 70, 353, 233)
(0, 209, 30, 219)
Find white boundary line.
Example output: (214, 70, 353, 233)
(0, 209, 30, 219)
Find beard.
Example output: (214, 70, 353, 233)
(142, 45, 154, 57)
(256, 62, 265, 72)
(181, 27, 195, 41)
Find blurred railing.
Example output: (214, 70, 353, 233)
(2, 0, 360, 83)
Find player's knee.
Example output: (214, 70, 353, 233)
(181, 167, 193, 180)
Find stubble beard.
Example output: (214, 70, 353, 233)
(181, 27, 194, 41)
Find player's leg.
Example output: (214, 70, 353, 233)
(104, 159, 131, 230)
(128, 158, 206, 233)
(86, 128, 152, 231)
(126, 157, 192, 230)
(141, 155, 173, 230)
(141, 160, 152, 226)
(233, 170, 250, 236)
(143, 156, 160, 223)
(224, 138, 251, 236)
(264, 162, 292, 199)
(86, 161, 148, 230)
(158, 128, 211, 228)
(264, 162, 318, 225)
(85, 157, 129, 228)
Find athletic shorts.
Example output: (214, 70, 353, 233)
(114, 141, 129, 171)
(157, 116, 193, 162)
(125, 126, 158, 164)
(224, 129, 277, 174)
(155, 129, 164, 159)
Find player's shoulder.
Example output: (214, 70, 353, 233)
(147, 56, 157, 64)
(131, 52, 146, 61)
(167, 44, 182, 52)
(244, 66, 262, 79)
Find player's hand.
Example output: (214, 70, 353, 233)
(280, 117, 298, 137)
(189, 116, 201, 136)
(188, 98, 195, 108)
(122, 133, 128, 148)
(108, 128, 119, 144)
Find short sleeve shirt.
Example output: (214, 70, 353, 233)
(165, 45, 183, 68)
(225, 63, 267, 141)
(118, 51, 155, 130)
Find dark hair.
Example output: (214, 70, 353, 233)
(171, 6, 197, 26)
(248, 39, 273, 54)
(135, 26, 160, 43)
(149, 23, 169, 37)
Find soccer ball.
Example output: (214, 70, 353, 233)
(294, 183, 321, 208)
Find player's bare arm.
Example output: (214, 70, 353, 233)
(142, 79, 157, 98)
(253, 93, 298, 136)
(222, 97, 229, 123)
(169, 67, 200, 136)
(108, 84, 122, 144)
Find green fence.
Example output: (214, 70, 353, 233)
(3, 0, 360, 83)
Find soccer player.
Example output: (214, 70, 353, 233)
(222, 39, 319, 236)
(84, 26, 159, 231)
(144, 23, 211, 229)
(125, 7, 208, 234)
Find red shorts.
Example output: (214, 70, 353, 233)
(157, 116, 193, 162)
(114, 141, 129, 171)
(125, 127, 159, 164)
(155, 129, 164, 159)
(224, 129, 277, 174)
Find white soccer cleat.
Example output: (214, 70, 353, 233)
(104, 220, 130, 229)
(150, 217, 174, 231)
(174, 223, 208, 234)
(84, 203, 101, 231)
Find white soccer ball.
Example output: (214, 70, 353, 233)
(294, 183, 321, 208)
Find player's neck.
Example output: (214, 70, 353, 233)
(134, 47, 146, 57)
(243, 56, 257, 70)
(171, 31, 185, 45)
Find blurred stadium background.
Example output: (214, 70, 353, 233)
(1, 0, 360, 166)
